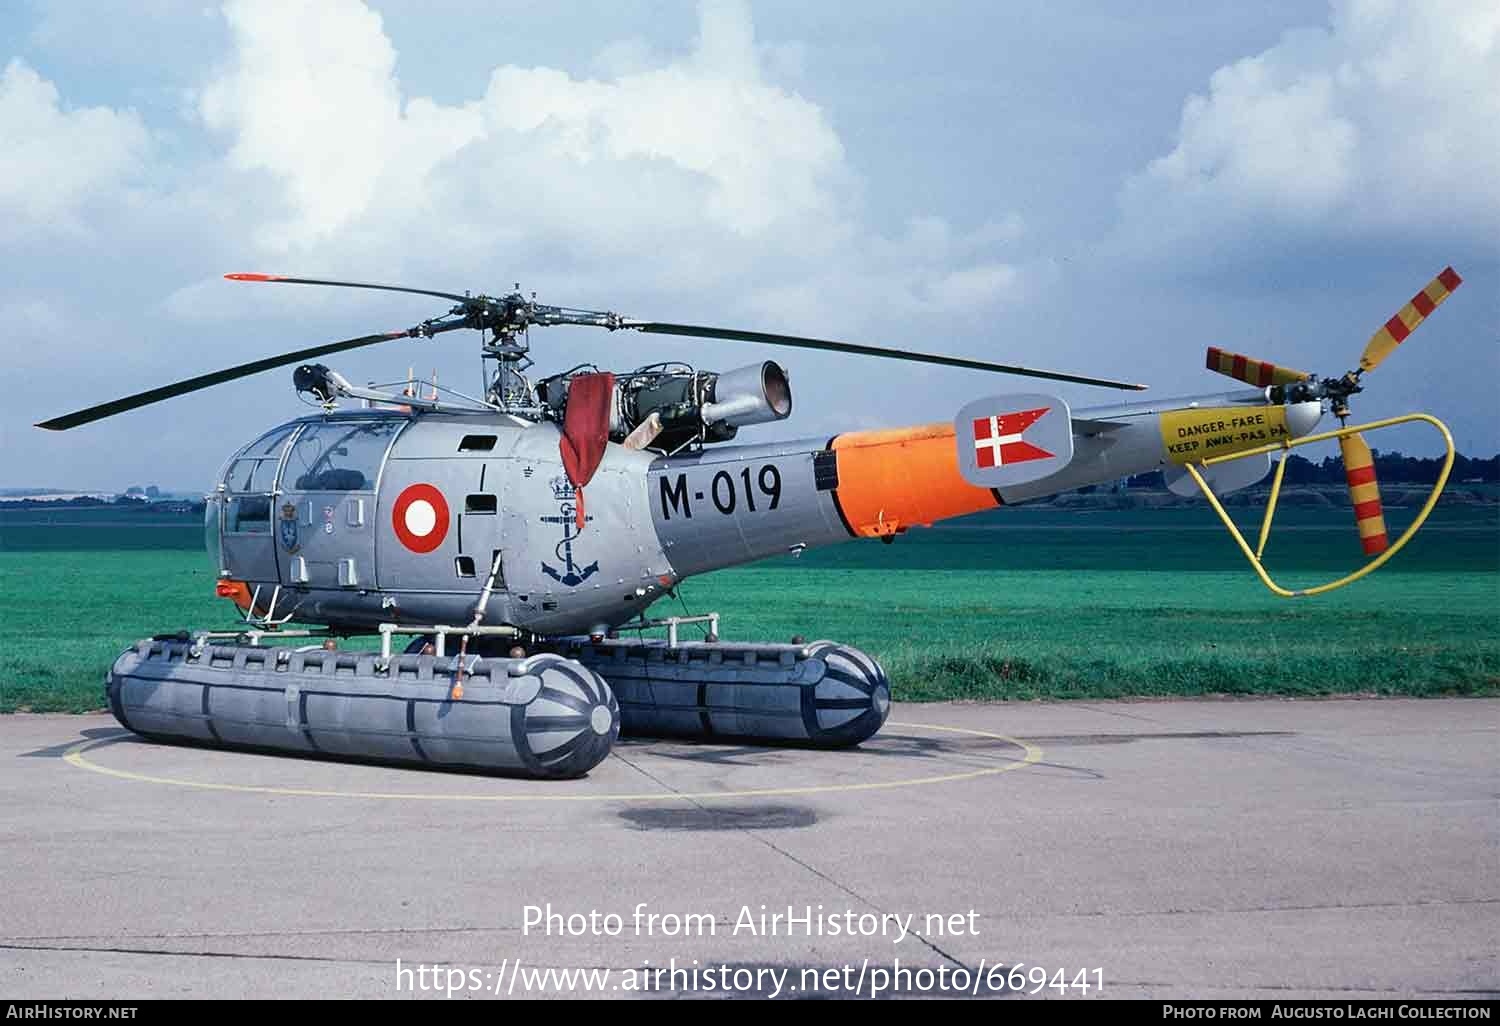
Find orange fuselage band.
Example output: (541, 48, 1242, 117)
(831, 423, 1000, 537)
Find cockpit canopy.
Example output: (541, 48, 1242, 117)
(220, 418, 403, 497)
(210, 417, 405, 536)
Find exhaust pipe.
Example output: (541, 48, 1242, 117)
(701, 361, 792, 427)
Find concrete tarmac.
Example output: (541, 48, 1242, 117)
(0, 698, 1495, 1000)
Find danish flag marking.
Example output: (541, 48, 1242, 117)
(972, 407, 1054, 469)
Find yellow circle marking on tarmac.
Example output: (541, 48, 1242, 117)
(62, 721, 1042, 803)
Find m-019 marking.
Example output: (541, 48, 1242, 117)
(658, 463, 783, 520)
(648, 444, 850, 579)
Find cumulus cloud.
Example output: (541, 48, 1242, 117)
(0, 58, 150, 239)
(4, 1, 1046, 489)
(1117, 0, 1500, 258)
(190, 0, 1023, 324)
(198, 0, 482, 250)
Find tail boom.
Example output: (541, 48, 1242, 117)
(647, 392, 1320, 580)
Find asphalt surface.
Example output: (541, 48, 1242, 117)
(0, 699, 1495, 1000)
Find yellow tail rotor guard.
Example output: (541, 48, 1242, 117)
(1181, 413, 1455, 598)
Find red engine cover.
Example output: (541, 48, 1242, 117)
(559, 372, 616, 529)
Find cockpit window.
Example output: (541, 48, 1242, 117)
(225, 495, 272, 533)
(222, 424, 297, 495)
(285, 420, 400, 492)
(244, 424, 297, 459)
(226, 457, 280, 494)
(219, 423, 297, 533)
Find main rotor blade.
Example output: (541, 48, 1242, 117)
(226, 273, 472, 305)
(624, 321, 1148, 390)
(36, 329, 410, 431)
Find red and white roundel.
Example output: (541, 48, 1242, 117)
(391, 484, 450, 553)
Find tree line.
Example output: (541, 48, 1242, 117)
(1125, 449, 1498, 489)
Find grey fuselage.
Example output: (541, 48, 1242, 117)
(207, 389, 1314, 636)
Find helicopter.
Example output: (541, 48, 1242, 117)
(36, 267, 1463, 778)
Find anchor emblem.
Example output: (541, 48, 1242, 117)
(540, 476, 599, 587)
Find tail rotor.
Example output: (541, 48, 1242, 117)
(1202, 266, 1462, 556)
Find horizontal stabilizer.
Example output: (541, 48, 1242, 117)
(1069, 416, 1129, 435)
(1163, 452, 1272, 498)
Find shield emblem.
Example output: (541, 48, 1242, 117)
(278, 503, 300, 552)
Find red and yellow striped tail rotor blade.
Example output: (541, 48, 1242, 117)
(1360, 266, 1463, 373)
(1205, 347, 1310, 387)
(1340, 432, 1388, 556)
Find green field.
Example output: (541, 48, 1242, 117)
(1, 503, 1496, 712)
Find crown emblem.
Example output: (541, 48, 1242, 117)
(550, 475, 578, 501)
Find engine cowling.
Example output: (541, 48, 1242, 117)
(539, 361, 793, 450)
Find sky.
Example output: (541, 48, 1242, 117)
(2, 0, 1496, 491)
